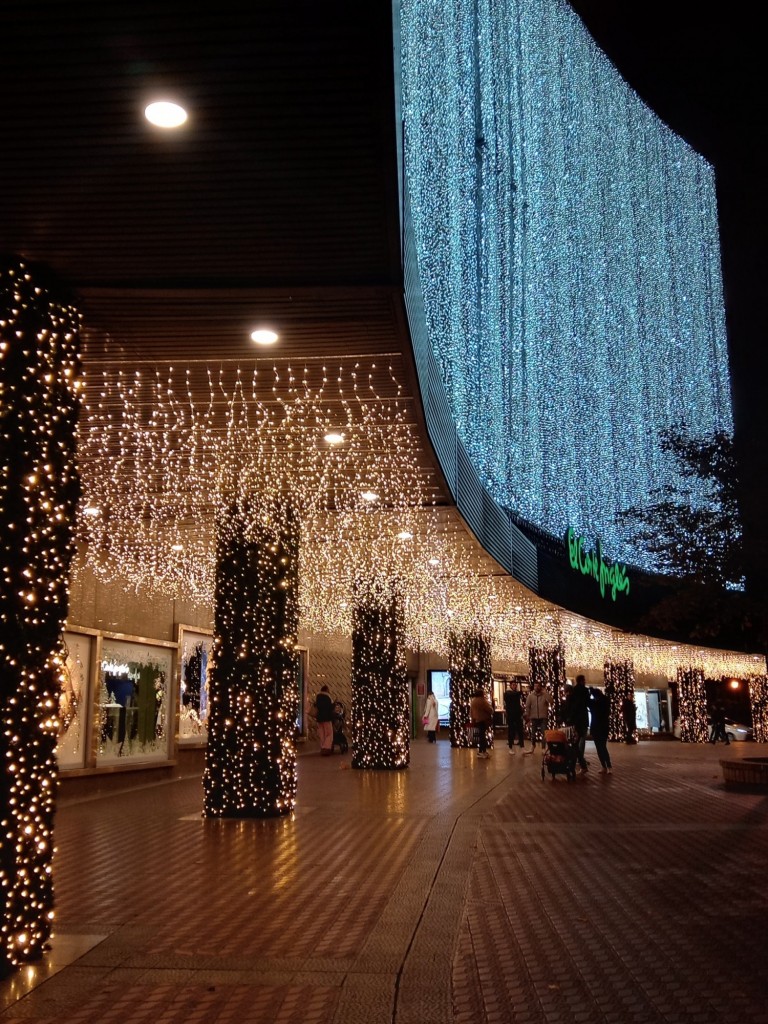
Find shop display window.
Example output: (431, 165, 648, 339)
(57, 630, 94, 769)
(177, 627, 213, 746)
(97, 638, 174, 765)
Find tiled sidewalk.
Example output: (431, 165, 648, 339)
(1, 739, 767, 1023)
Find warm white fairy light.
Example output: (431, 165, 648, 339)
(72, 357, 762, 719)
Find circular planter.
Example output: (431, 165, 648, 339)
(720, 757, 768, 790)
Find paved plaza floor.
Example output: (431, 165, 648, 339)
(1, 736, 767, 1023)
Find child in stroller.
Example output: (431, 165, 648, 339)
(332, 700, 349, 754)
(541, 728, 577, 781)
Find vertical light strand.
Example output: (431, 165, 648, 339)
(0, 256, 82, 973)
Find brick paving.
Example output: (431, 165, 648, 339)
(1, 739, 767, 1022)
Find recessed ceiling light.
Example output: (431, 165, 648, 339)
(171, 543, 184, 552)
(144, 101, 188, 128)
(361, 490, 379, 502)
(83, 506, 101, 517)
(250, 328, 278, 345)
(428, 557, 440, 566)
(323, 432, 345, 445)
(397, 531, 413, 540)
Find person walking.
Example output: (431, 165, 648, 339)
(470, 686, 495, 758)
(422, 690, 439, 743)
(564, 674, 590, 773)
(709, 700, 730, 745)
(503, 679, 525, 753)
(589, 686, 612, 773)
(524, 680, 551, 755)
(312, 684, 335, 756)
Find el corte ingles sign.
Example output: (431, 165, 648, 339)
(565, 528, 630, 601)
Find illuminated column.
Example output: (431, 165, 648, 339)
(747, 674, 768, 743)
(676, 666, 707, 743)
(448, 631, 492, 748)
(1, 257, 82, 974)
(202, 507, 299, 817)
(604, 659, 636, 742)
(529, 645, 567, 727)
(351, 582, 409, 770)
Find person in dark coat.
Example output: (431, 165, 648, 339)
(564, 674, 590, 773)
(470, 687, 494, 758)
(312, 685, 335, 756)
(589, 687, 612, 773)
(622, 696, 637, 744)
(709, 700, 730, 744)
(503, 679, 525, 753)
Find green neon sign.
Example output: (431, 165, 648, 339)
(566, 528, 630, 601)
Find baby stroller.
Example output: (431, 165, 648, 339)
(541, 728, 577, 782)
(332, 700, 349, 754)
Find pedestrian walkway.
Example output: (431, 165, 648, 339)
(1, 738, 767, 1023)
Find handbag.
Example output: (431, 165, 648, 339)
(422, 715, 429, 725)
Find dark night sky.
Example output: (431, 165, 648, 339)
(567, 2, 768, 583)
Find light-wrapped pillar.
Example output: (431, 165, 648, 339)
(448, 631, 492, 748)
(747, 674, 768, 743)
(604, 659, 636, 742)
(676, 666, 707, 743)
(529, 644, 567, 727)
(1, 257, 82, 974)
(203, 508, 300, 817)
(351, 582, 409, 770)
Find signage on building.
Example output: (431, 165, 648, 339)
(565, 528, 630, 601)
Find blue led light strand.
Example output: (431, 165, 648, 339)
(400, 0, 733, 571)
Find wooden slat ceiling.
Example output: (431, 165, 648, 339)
(0, 3, 505, 580)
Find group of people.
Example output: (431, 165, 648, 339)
(311, 677, 632, 769)
(465, 674, 617, 773)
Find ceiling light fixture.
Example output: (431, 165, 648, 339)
(323, 432, 345, 445)
(144, 101, 188, 128)
(361, 491, 379, 503)
(250, 328, 278, 345)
